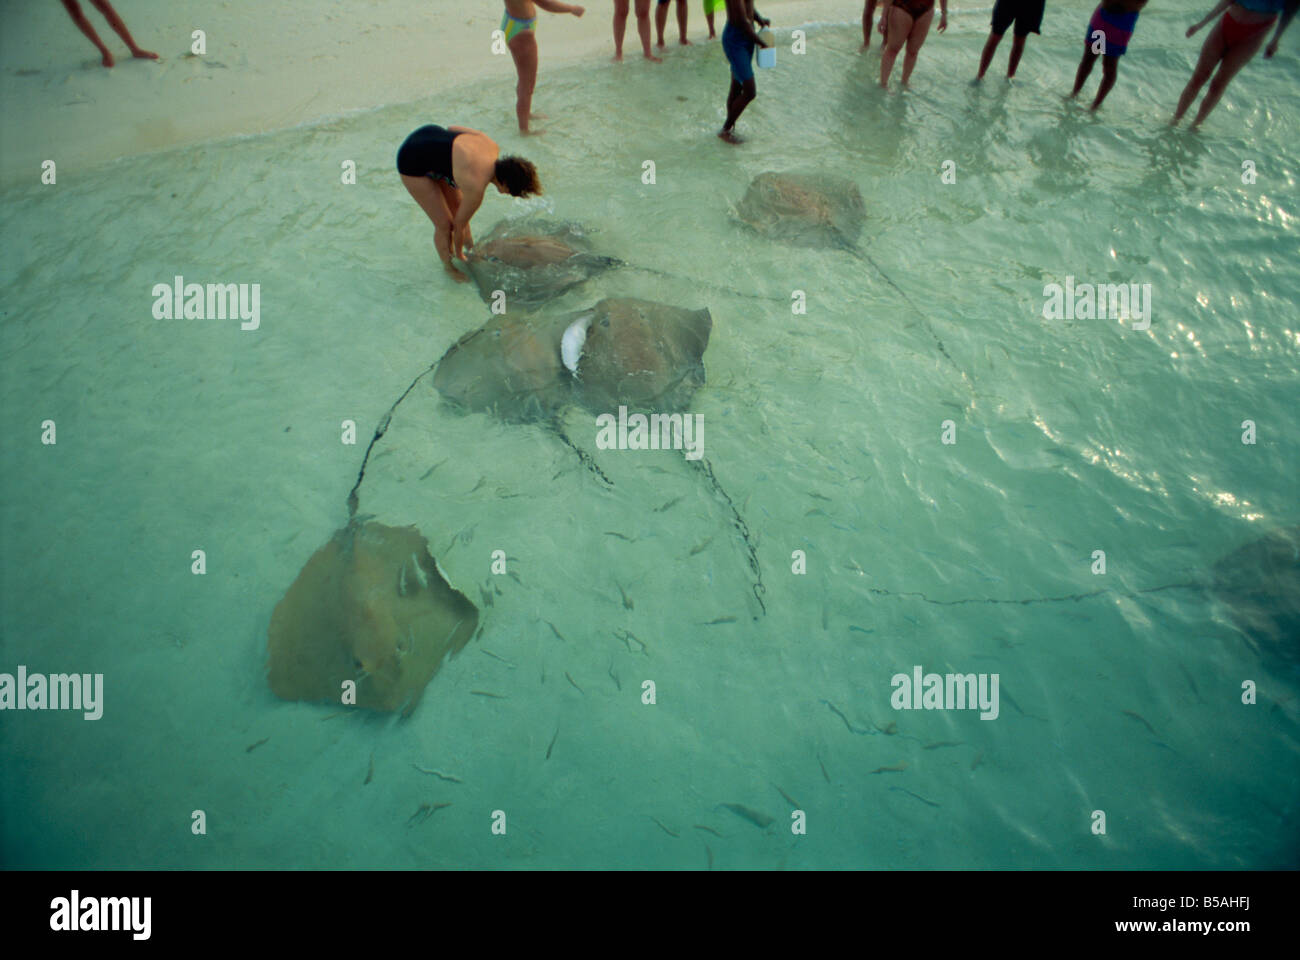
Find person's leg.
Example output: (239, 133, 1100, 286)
(400, 174, 464, 281)
(508, 30, 540, 133)
(1173, 18, 1227, 123)
(863, 0, 879, 49)
(880, 8, 913, 87)
(614, 0, 629, 59)
(1007, 34, 1027, 78)
(1090, 54, 1118, 110)
(61, 0, 114, 66)
(89, 0, 157, 59)
(899, 8, 934, 86)
(656, 1, 668, 46)
(721, 78, 756, 139)
(1070, 50, 1097, 98)
(1193, 27, 1269, 126)
(636, 0, 661, 59)
(977, 32, 1003, 79)
(676, 0, 690, 44)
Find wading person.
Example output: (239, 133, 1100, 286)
(1172, 0, 1297, 127)
(502, 0, 586, 135)
(976, 0, 1046, 81)
(879, 0, 948, 89)
(614, 0, 662, 61)
(718, 0, 770, 144)
(396, 124, 540, 283)
(1069, 0, 1148, 111)
(60, 0, 158, 67)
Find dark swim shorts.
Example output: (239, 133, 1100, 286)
(992, 0, 1046, 37)
(721, 22, 755, 84)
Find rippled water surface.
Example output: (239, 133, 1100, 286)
(2, 10, 1297, 867)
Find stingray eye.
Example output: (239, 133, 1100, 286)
(600, 318, 610, 328)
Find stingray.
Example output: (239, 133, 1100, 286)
(432, 297, 712, 422)
(736, 171, 866, 251)
(736, 170, 965, 379)
(430, 297, 766, 615)
(1210, 525, 1300, 669)
(463, 218, 621, 307)
(267, 519, 479, 717)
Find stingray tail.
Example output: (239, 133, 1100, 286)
(690, 456, 767, 618)
(552, 420, 615, 488)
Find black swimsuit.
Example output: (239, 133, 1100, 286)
(396, 124, 461, 188)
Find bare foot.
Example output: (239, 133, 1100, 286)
(523, 127, 545, 136)
(613, 51, 624, 61)
(680, 39, 692, 45)
(718, 128, 745, 144)
(644, 52, 663, 63)
(131, 48, 160, 61)
(100, 49, 115, 68)
(445, 266, 470, 283)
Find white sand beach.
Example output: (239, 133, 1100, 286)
(1, 0, 861, 185)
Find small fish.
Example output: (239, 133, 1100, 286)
(693, 824, 725, 838)
(688, 537, 714, 557)
(507, 570, 523, 587)
(565, 671, 585, 695)
(467, 477, 487, 494)
(1122, 710, 1158, 737)
(478, 585, 494, 609)
(418, 459, 447, 481)
(481, 649, 516, 667)
(364, 752, 374, 785)
(1177, 662, 1202, 701)
(649, 816, 679, 838)
(245, 737, 269, 753)
(848, 625, 875, 636)
(412, 765, 463, 783)
(870, 763, 907, 774)
(471, 690, 507, 699)
(545, 620, 565, 642)
(773, 784, 801, 809)
(818, 758, 831, 783)
(970, 751, 985, 772)
(822, 699, 868, 735)
(705, 843, 714, 870)
(922, 741, 964, 751)
(655, 496, 684, 513)
(616, 581, 634, 610)
(608, 663, 622, 691)
(546, 726, 559, 760)
(808, 492, 832, 502)
(701, 616, 737, 625)
(604, 531, 635, 542)
(406, 802, 452, 826)
(890, 786, 940, 808)
(717, 803, 774, 829)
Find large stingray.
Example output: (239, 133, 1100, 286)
(267, 519, 479, 717)
(736, 171, 866, 250)
(432, 297, 712, 422)
(464, 218, 621, 307)
(1211, 525, 1300, 669)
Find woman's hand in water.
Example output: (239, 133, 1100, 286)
(1186, 23, 1200, 37)
(937, 14, 947, 33)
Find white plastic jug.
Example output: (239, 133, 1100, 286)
(756, 28, 775, 69)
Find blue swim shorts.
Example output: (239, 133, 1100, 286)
(721, 22, 755, 83)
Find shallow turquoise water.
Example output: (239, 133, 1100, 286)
(2, 9, 1298, 868)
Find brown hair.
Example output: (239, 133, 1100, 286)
(494, 156, 542, 197)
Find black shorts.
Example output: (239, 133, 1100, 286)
(991, 0, 1045, 37)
